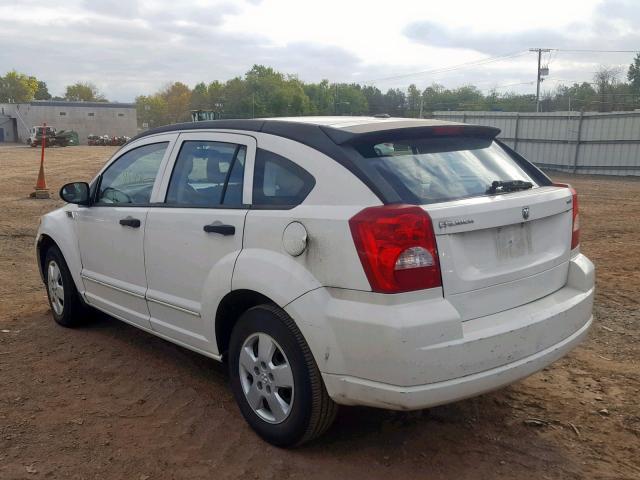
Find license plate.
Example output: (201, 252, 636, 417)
(495, 223, 532, 259)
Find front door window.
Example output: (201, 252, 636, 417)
(96, 142, 168, 205)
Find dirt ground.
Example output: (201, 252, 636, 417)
(0, 145, 638, 480)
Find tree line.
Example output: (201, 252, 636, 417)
(3, 54, 640, 128)
(0, 72, 106, 103)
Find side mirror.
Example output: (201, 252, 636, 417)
(60, 182, 91, 206)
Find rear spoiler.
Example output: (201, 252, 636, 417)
(321, 122, 501, 145)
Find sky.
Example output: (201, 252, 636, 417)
(1, 0, 639, 102)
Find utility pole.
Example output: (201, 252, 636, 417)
(530, 48, 551, 112)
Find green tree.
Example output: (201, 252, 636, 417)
(333, 83, 368, 115)
(207, 81, 225, 107)
(362, 85, 385, 114)
(304, 80, 335, 115)
(34, 80, 51, 100)
(135, 94, 168, 128)
(382, 88, 406, 116)
(243, 65, 311, 117)
(0, 71, 39, 102)
(406, 84, 422, 117)
(64, 82, 106, 102)
(190, 82, 210, 110)
(627, 53, 640, 95)
(220, 77, 249, 117)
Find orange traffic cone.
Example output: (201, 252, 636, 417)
(31, 123, 51, 199)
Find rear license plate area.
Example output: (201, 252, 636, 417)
(495, 223, 532, 260)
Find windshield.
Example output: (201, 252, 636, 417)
(353, 136, 539, 204)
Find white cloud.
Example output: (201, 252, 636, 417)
(0, 0, 637, 101)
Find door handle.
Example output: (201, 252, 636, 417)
(119, 216, 141, 228)
(203, 222, 235, 236)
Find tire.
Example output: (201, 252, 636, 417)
(43, 246, 87, 327)
(228, 304, 337, 447)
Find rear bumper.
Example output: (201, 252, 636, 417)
(286, 253, 594, 410)
(322, 315, 591, 410)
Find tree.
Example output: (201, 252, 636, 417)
(207, 81, 225, 110)
(627, 53, 640, 95)
(34, 80, 51, 100)
(331, 83, 368, 115)
(243, 65, 311, 117)
(406, 84, 422, 117)
(135, 94, 168, 128)
(0, 71, 39, 102)
(190, 82, 210, 110)
(64, 82, 106, 102)
(160, 82, 192, 123)
(362, 85, 385, 114)
(304, 80, 335, 115)
(593, 66, 621, 112)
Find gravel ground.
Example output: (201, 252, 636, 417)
(0, 145, 638, 479)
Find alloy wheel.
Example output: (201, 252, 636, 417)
(47, 260, 65, 316)
(238, 332, 294, 424)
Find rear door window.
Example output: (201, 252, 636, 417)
(166, 140, 246, 207)
(353, 137, 540, 204)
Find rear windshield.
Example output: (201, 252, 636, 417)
(353, 136, 540, 204)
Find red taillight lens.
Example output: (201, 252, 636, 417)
(349, 204, 441, 293)
(554, 183, 580, 249)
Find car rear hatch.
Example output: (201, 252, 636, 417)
(427, 187, 572, 320)
(340, 122, 574, 319)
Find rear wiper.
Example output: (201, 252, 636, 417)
(486, 180, 533, 194)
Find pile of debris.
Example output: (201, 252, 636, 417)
(87, 134, 131, 146)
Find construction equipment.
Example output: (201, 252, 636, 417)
(28, 126, 79, 147)
(28, 125, 55, 147)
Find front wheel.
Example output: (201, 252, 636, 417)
(44, 246, 87, 327)
(228, 305, 337, 447)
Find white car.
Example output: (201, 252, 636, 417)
(36, 117, 594, 446)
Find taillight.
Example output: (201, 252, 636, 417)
(554, 183, 580, 249)
(349, 204, 441, 293)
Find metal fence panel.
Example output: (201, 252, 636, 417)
(432, 111, 640, 176)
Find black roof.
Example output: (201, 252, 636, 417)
(132, 117, 500, 147)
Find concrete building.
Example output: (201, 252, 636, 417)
(0, 101, 137, 145)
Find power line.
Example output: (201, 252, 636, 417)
(486, 80, 536, 90)
(357, 48, 636, 88)
(555, 49, 639, 53)
(361, 50, 529, 84)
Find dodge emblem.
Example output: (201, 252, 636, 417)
(522, 206, 530, 220)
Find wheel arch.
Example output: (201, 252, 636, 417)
(215, 289, 277, 358)
(36, 210, 85, 295)
(36, 233, 57, 282)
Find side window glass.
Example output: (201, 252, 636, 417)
(252, 149, 315, 206)
(166, 140, 245, 207)
(97, 142, 168, 205)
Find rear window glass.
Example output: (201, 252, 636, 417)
(353, 137, 539, 204)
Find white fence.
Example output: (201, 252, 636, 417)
(431, 111, 640, 176)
